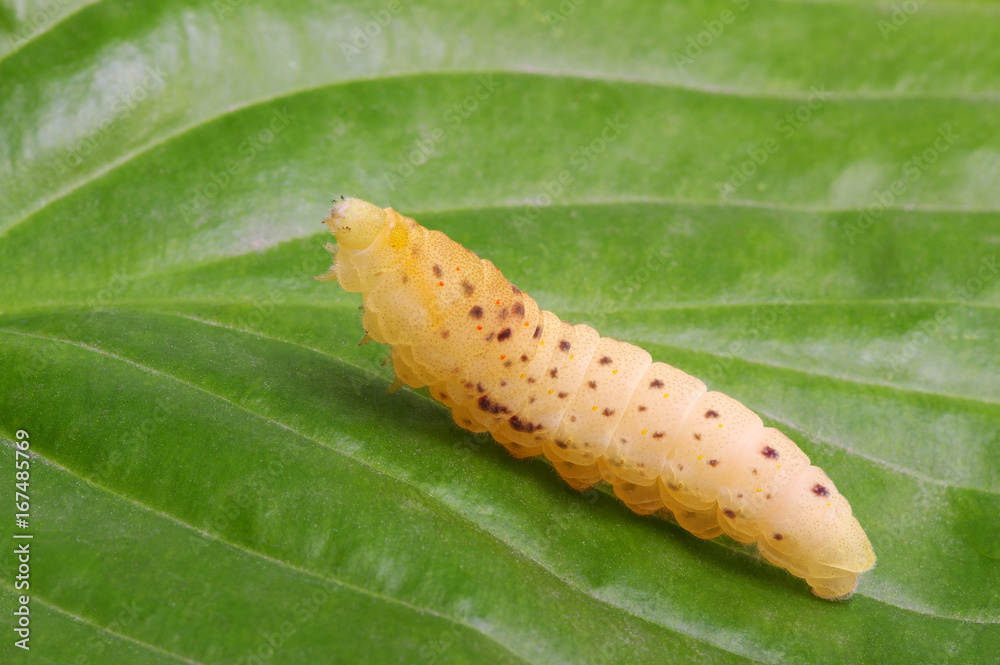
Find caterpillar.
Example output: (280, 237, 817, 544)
(317, 197, 876, 599)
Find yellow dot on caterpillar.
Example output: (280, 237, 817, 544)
(539, 340, 544, 345)
(592, 405, 598, 411)
(776, 464, 781, 469)
(827, 503, 832, 506)
(697, 455, 703, 460)
(612, 369, 618, 374)
(663, 393, 669, 398)
(756, 488, 762, 492)
(520, 373, 526, 379)
(548, 389, 554, 394)
(641, 429, 647, 434)
(570, 354, 575, 359)
(719, 424, 723, 428)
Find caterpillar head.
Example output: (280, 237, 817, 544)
(323, 197, 388, 249)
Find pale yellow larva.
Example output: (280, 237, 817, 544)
(317, 198, 876, 599)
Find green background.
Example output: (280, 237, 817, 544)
(1, 0, 998, 663)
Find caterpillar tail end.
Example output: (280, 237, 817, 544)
(386, 377, 405, 394)
(809, 576, 859, 601)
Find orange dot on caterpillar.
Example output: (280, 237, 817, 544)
(318, 197, 876, 600)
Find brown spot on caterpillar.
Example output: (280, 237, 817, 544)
(500, 380, 507, 386)
(499, 307, 509, 320)
(498, 328, 512, 341)
(462, 280, 475, 295)
(602, 408, 614, 417)
(533, 325, 542, 339)
(588, 380, 597, 389)
(464, 382, 474, 389)
(509, 415, 542, 432)
(486, 332, 495, 341)
(469, 305, 483, 319)
(511, 285, 521, 294)
(723, 509, 736, 518)
(432, 264, 442, 277)
(752, 469, 758, 475)
(549, 368, 558, 378)
(773, 533, 783, 540)
(652, 431, 665, 438)
(570, 415, 577, 422)
(812, 484, 830, 497)
(527, 377, 536, 383)
(677, 464, 684, 472)
(520, 354, 529, 362)
(637, 405, 647, 411)
(705, 410, 720, 418)
(599, 356, 612, 365)
(762, 446, 779, 459)
(478, 395, 509, 414)
(708, 459, 719, 467)
(558, 392, 568, 398)
(765, 493, 772, 499)
(693, 433, 701, 440)
(529, 396, 536, 403)
(440, 330, 450, 338)
(511, 302, 524, 317)
(559, 340, 571, 351)
(737, 493, 743, 499)
(555, 440, 569, 449)
(476, 383, 485, 393)
(650, 379, 664, 388)
(503, 360, 513, 367)
(401, 274, 408, 283)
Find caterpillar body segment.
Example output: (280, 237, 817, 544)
(320, 198, 876, 599)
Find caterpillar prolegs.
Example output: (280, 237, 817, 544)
(318, 198, 876, 599)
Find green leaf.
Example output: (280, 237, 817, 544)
(2, 0, 998, 663)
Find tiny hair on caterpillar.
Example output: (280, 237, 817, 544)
(316, 197, 876, 599)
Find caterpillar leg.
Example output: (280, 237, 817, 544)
(543, 449, 603, 490)
(314, 243, 340, 281)
(492, 428, 543, 459)
(451, 404, 488, 433)
(658, 482, 724, 538)
(611, 479, 665, 515)
(314, 267, 339, 281)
